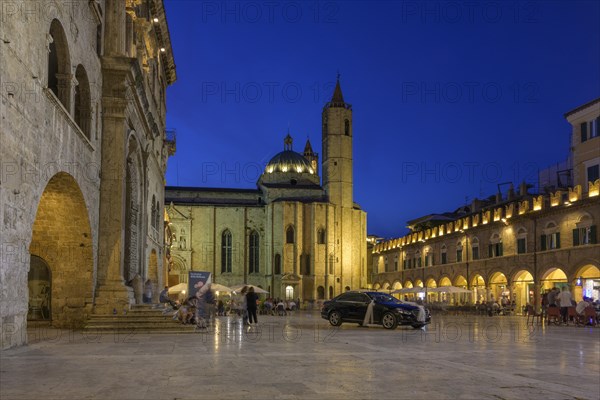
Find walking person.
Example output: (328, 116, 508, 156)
(246, 287, 258, 325)
(239, 286, 249, 325)
(556, 286, 573, 324)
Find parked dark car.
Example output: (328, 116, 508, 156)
(321, 291, 431, 329)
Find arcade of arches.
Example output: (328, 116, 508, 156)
(373, 264, 600, 312)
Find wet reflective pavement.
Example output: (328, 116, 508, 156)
(1, 312, 599, 399)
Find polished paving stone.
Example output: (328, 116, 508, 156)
(1, 312, 599, 400)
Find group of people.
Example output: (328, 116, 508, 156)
(542, 286, 598, 324)
(159, 283, 216, 329)
(261, 298, 297, 316)
(159, 284, 303, 328)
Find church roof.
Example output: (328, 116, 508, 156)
(325, 74, 351, 109)
(303, 139, 314, 155)
(264, 150, 315, 175)
(331, 78, 344, 104)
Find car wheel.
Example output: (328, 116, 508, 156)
(381, 312, 398, 330)
(328, 311, 342, 326)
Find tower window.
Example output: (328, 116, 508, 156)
(274, 254, 281, 275)
(249, 230, 259, 274)
(221, 230, 232, 273)
(344, 119, 350, 136)
(286, 226, 295, 244)
(317, 228, 326, 244)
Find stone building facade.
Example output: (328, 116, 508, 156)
(0, 0, 176, 349)
(165, 81, 367, 301)
(371, 98, 600, 312)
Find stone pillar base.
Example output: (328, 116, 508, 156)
(93, 281, 134, 315)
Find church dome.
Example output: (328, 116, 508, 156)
(265, 150, 315, 175)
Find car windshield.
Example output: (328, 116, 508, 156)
(368, 292, 402, 304)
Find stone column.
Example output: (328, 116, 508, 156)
(104, 0, 126, 56)
(94, 62, 134, 314)
(534, 282, 543, 314)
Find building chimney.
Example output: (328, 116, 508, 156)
(507, 183, 515, 200)
(519, 181, 528, 196)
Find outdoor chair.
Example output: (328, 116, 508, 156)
(526, 305, 542, 325)
(567, 307, 577, 325)
(584, 307, 598, 326)
(546, 307, 561, 325)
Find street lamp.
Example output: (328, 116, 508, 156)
(460, 230, 470, 290)
(460, 229, 471, 305)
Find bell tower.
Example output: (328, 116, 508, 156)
(322, 75, 353, 208)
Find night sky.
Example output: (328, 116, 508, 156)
(163, 1, 600, 238)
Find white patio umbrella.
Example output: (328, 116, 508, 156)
(211, 283, 234, 293)
(167, 282, 188, 294)
(390, 287, 426, 294)
(429, 286, 472, 294)
(230, 284, 269, 294)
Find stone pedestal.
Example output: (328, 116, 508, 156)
(93, 281, 134, 315)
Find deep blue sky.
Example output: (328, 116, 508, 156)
(163, 1, 600, 238)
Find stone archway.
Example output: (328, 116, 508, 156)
(29, 172, 93, 328)
(573, 264, 600, 301)
(28, 256, 51, 321)
(471, 274, 486, 303)
(540, 267, 568, 292)
(489, 272, 508, 303)
(512, 270, 534, 312)
(425, 278, 437, 302)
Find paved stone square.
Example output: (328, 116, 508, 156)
(1, 312, 599, 400)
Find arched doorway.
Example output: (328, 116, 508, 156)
(541, 267, 568, 292)
(391, 281, 402, 299)
(29, 173, 93, 327)
(317, 286, 325, 299)
(414, 279, 424, 301)
(471, 274, 486, 303)
(438, 276, 452, 304)
(28, 256, 51, 321)
(425, 278, 437, 303)
(489, 272, 508, 303)
(403, 280, 414, 300)
(285, 285, 294, 300)
(512, 270, 534, 312)
(453, 275, 470, 304)
(574, 264, 600, 301)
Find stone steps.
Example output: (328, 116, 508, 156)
(83, 304, 196, 333)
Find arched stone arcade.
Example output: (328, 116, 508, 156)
(28, 172, 93, 328)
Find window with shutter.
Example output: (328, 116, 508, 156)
(541, 234, 547, 251)
(573, 229, 580, 246)
(591, 225, 597, 244)
(517, 238, 526, 254)
(581, 122, 588, 143)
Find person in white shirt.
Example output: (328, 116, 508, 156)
(556, 286, 573, 324)
(576, 297, 590, 316)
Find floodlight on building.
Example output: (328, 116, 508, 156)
(153, 17, 159, 23)
(160, 48, 166, 52)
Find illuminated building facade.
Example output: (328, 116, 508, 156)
(0, 0, 176, 349)
(372, 98, 600, 310)
(165, 80, 367, 301)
